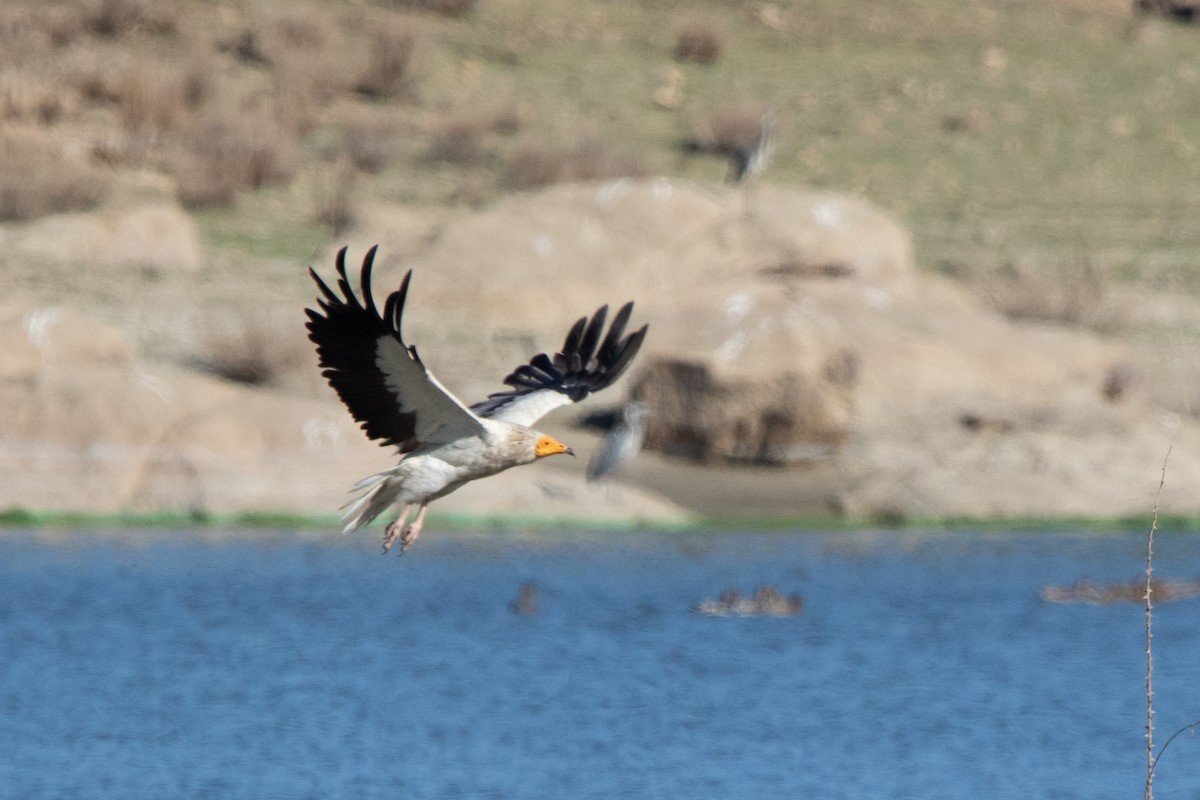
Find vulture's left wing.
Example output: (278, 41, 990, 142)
(470, 302, 648, 427)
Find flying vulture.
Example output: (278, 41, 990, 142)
(305, 246, 648, 554)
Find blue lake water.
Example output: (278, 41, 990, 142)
(1, 527, 1198, 799)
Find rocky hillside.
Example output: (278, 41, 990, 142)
(5, 179, 1200, 526)
(4, 0, 1200, 527)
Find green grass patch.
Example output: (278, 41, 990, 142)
(192, 187, 329, 263)
(429, 0, 1200, 285)
(8, 0, 1200, 288)
(0, 507, 339, 531)
(5, 506, 1199, 536)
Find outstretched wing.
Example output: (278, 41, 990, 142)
(470, 302, 648, 427)
(305, 246, 486, 453)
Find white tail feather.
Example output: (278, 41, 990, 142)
(339, 469, 403, 534)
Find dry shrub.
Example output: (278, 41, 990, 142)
(507, 134, 649, 189)
(44, 10, 84, 48)
(450, 173, 497, 207)
(1133, 0, 1200, 23)
(180, 58, 215, 110)
(221, 10, 341, 127)
(224, 9, 328, 67)
(194, 312, 310, 387)
(84, 0, 176, 38)
(70, 59, 217, 167)
(390, 0, 478, 18)
(687, 100, 768, 155)
(1102, 362, 1135, 402)
(508, 142, 561, 189)
(0, 78, 69, 125)
(173, 108, 300, 208)
(569, 135, 650, 181)
(674, 21, 723, 64)
(355, 26, 419, 100)
(73, 66, 121, 105)
(266, 9, 327, 50)
(267, 52, 338, 134)
(340, 112, 400, 174)
(0, 132, 108, 221)
(428, 117, 489, 165)
(427, 106, 524, 165)
(105, 61, 217, 164)
(487, 102, 524, 136)
(117, 69, 188, 134)
(315, 160, 358, 235)
(36, 92, 66, 125)
(89, 135, 130, 168)
(224, 29, 268, 65)
(0, 7, 67, 63)
(976, 259, 1125, 333)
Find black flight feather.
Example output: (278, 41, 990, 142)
(306, 246, 424, 452)
(470, 301, 648, 418)
(309, 246, 647, 434)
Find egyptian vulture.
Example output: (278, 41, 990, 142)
(305, 246, 648, 554)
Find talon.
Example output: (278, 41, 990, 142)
(397, 525, 417, 556)
(381, 520, 401, 554)
(395, 505, 427, 556)
(380, 505, 412, 555)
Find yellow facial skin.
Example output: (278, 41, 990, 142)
(534, 435, 575, 458)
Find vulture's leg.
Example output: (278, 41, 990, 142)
(398, 504, 429, 555)
(381, 503, 413, 554)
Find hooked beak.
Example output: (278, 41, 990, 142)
(535, 435, 574, 459)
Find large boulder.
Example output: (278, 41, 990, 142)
(5, 178, 1200, 524)
(5, 201, 203, 275)
(333, 179, 910, 466)
(332, 179, 1200, 520)
(0, 302, 690, 526)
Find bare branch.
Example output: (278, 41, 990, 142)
(1143, 444, 1171, 800)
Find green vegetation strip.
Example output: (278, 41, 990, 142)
(3, 507, 1199, 534)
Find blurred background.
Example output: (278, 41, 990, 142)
(5, 5, 1200, 798)
(4, 0, 1200, 525)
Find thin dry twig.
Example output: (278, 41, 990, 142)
(1143, 444, 1171, 800)
(1148, 718, 1200, 789)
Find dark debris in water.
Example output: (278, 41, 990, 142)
(1040, 578, 1200, 605)
(693, 585, 803, 617)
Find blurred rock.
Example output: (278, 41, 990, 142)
(632, 357, 851, 464)
(0, 301, 689, 524)
(5, 179, 1200, 524)
(7, 201, 202, 274)
(1134, 0, 1200, 24)
(338, 179, 1200, 520)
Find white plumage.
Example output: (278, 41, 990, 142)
(305, 246, 648, 553)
